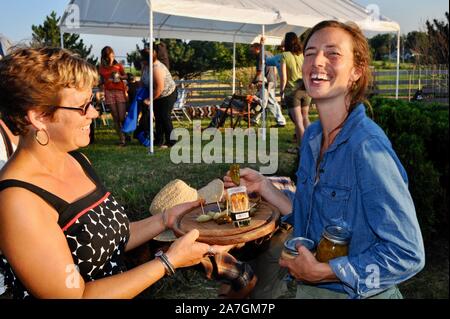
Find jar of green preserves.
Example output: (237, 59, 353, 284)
(315, 225, 351, 263)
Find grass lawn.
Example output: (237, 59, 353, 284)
(81, 111, 448, 299)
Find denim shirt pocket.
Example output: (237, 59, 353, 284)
(318, 184, 351, 224)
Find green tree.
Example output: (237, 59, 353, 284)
(404, 31, 429, 63)
(127, 38, 149, 71)
(126, 38, 254, 79)
(423, 12, 449, 64)
(165, 39, 255, 79)
(405, 13, 449, 65)
(369, 33, 392, 60)
(31, 11, 97, 65)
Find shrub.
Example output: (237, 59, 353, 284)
(370, 97, 449, 240)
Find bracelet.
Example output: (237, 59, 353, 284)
(155, 250, 175, 276)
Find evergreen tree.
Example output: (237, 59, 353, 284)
(127, 38, 254, 79)
(31, 11, 97, 65)
(423, 12, 449, 65)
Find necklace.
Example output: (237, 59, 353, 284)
(315, 112, 350, 179)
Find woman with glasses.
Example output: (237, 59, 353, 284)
(0, 47, 219, 298)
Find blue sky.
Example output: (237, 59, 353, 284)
(0, 0, 448, 61)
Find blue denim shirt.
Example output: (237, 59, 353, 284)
(285, 104, 425, 298)
(265, 54, 282, 76)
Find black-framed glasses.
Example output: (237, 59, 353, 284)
(53, 94, 95, 115)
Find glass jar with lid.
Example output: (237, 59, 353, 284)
(226, 186, 251, 228)
(281, 237, 315, 260)
(315, 225, 351, 263)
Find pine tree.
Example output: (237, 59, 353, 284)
(31, 11, 97, 65)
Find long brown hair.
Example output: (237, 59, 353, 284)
(284, 32, 302, 55)
(303, 20, 372, 112)
(100, 46, 118, 66)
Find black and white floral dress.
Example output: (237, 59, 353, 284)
(0, 151, 130, 298)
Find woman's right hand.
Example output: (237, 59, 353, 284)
(223, 167, 267, 195)
(165, 229, 209, 269)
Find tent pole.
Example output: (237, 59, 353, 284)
(60, 28, 64, 48)
(232, 39, 236, 94)
(395, 29, 400, 99)
(149, 2, 154, 154)
(261, 25, 266, 141)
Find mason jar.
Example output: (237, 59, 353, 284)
(315, 225, 351, 263)
(281, 237, 315, 260)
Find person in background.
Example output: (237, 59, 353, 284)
(126, 73, 138, 113)
(224, 21, 425, 299)
(280, 32, 312, 150)
(98, 46, 128, 146)
(140, 46, 177, 148)
(265, 39, 284, 77)
(0, 47, 222, 299)
(249, 43, 286, 128)
(154, 41, 170, 70)
(0, 118, 18, 169)
(0, 118, 18, 296)
(0, 117, 18, 296)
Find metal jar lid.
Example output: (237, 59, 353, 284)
(284, 237, 315, 255)
(323, 225, 351, 245)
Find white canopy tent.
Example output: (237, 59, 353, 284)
(61, 0, 401, 153)
(0, 33, 14, 58)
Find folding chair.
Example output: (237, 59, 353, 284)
(210, 94, 262, 129)
(172, 86, 192, 123)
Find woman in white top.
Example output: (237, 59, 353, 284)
(141, 45, 177, 148)
(0, 118, 18, 169)
(0, 118, 18, 295)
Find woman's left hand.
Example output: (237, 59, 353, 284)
(165, 199, 204, 229)
(143, 98, 151, 106)
(279, 245, 334, 283)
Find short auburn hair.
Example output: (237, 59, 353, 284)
(303, 20, 373, 111)
(0, 47, 98, 135)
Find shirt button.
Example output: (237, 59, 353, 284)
(331, 191, 336, 197)
(319, 169, 324, 174)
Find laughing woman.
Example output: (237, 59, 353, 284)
(0, 47, 216, 299)
(224, 21, 425, 299)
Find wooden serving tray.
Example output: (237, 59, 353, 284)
(172, 201, 280, 245)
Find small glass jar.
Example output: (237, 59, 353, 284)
(226, 186, 251, 228)
(281, 237, 315, 260)
(315, 225, 351, 263)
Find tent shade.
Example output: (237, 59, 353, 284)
(60, 0, 400, 44)
(0, 34, 14, 57)
(60, 0, 402, 153)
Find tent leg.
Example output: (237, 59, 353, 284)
(60, 28, 64, 48)
(261, 25, 266, 141)
(149, 3, 154, 154)
(395, 29, 400, 99)
(232, 40, 236, 94)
